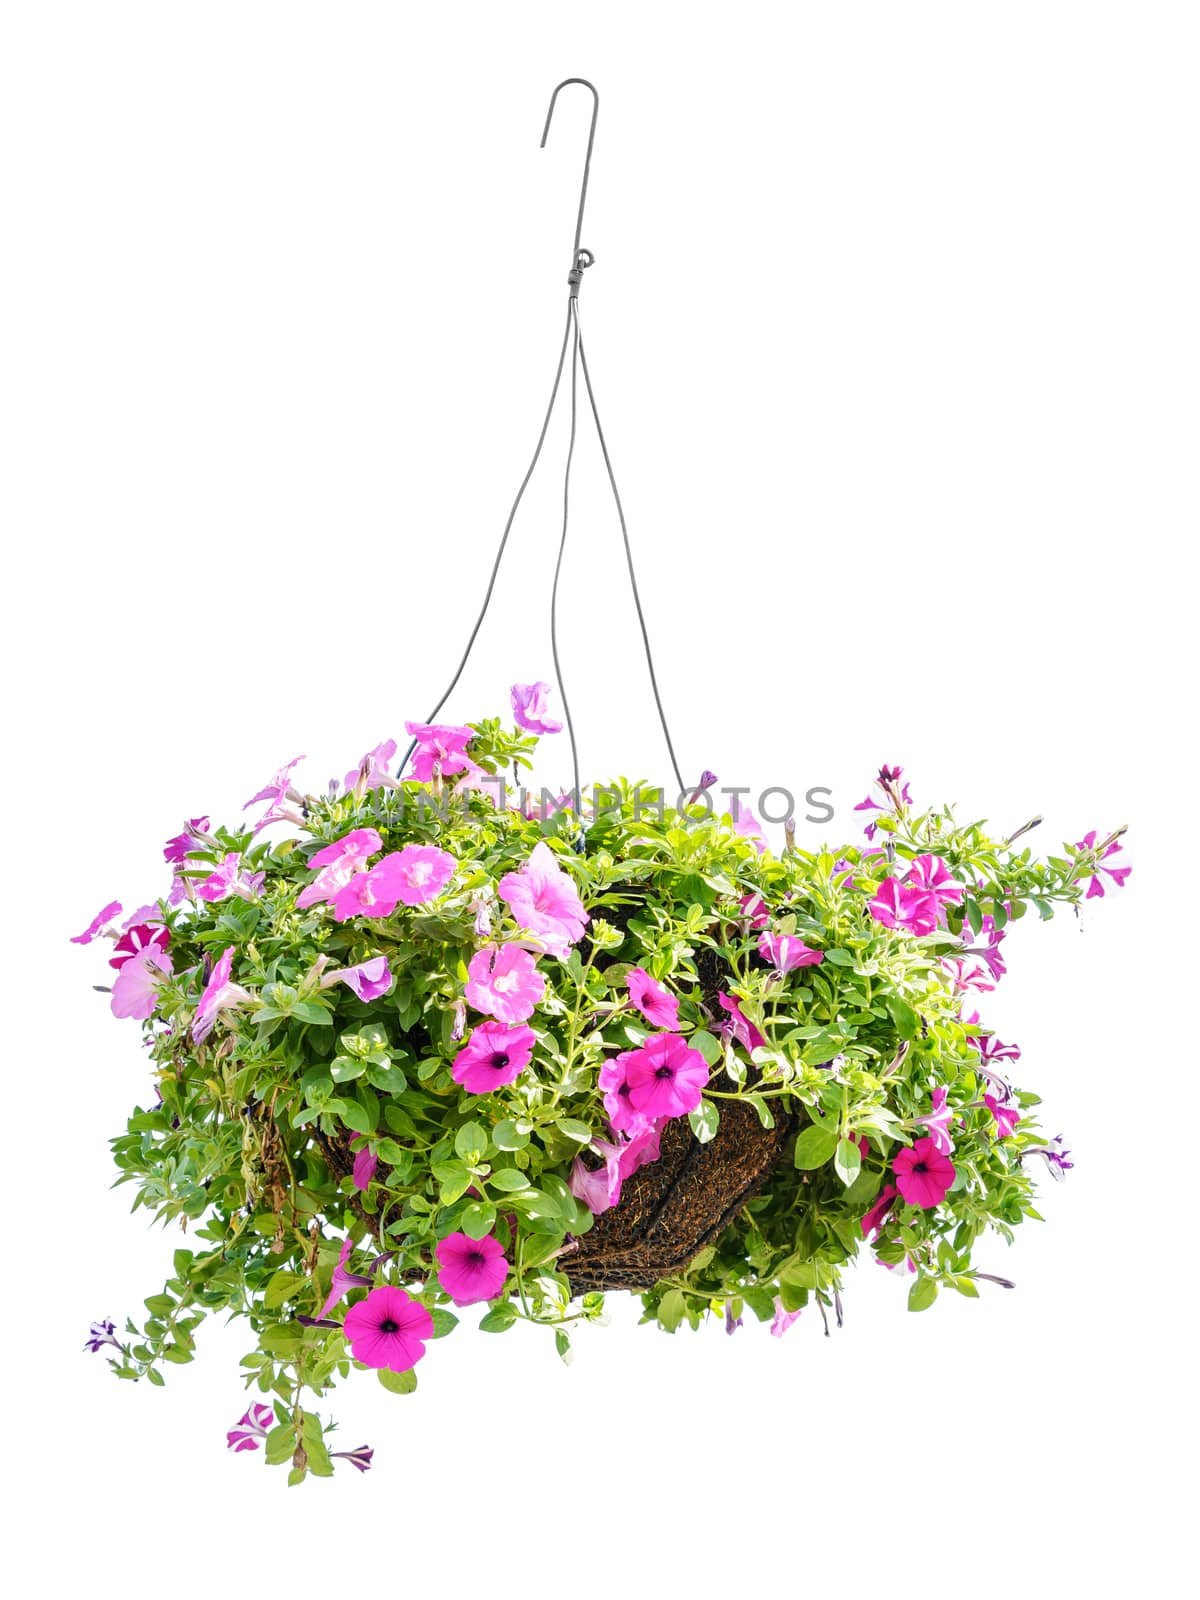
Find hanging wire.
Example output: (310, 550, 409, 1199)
(399, 78, 687, 810)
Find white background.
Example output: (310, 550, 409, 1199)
(2, 3, 1195, 1594)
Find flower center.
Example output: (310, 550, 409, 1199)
(655, 1065, 674, 1080)
(379, 1318, 399, 1333)
(490, 1052, 510, 1070)
(468, 1252, 486, 1268)
(913, 1162, 928, 1175)
(411, 862, 433, 885)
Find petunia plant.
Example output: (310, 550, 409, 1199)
(75, 686, 1128, 1482)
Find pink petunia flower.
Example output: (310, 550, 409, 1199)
(321, 955, 393, 1002)
(905, 854, 964, 909)
(297, 828, 382, 910)
(342, 1285, 433, 1373)
(71, 901, 122, 944)
(868, 878, 939, 937)
(109, 922, 169, 970)
(739, 893, 771, 930)
(913, 1086, 954, 1156)
(718, 991, 767, 1053)
(226, 1403, 275, 1452)
(330, 846, 456, 921)
(344, 739, 398, 793)
(727, 802, 767, 853)
(758, 932, 824, 972)
(435, 1231, 510, 1305)
(110, 941, 174, 1020)
(770, 1299, 803, 1338)
(622, 1033, 709, 1121)
(452, 1020, 536, 1093)
(195, 853, 264, 903)
(569, 1121, 664, 1214)
(626, 967, 679, 1029)
(352, 1143, 378, 1191)
(942, 956, 997, 993)
(404, 721, 476, 782)
(893, 1137, 955, 1208)
(598, 1054, 651, 1134)
(244, 757, 306, 836)
(316, 1238, 373, 1320)
(511, 681, 564, 735)
(984, 1093, 1021, 1139)
(498, 842, 588, 959)
(860, 1182, 900, 1240)
(192, 946, 250, 1043)
(1075, 830, 1131, 899)
(464, 945, 546, 1024)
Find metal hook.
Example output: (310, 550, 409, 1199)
(540, 78, 599, 287)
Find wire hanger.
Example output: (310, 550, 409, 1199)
(399, 78, 686, 811)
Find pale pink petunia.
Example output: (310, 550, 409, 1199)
(905, 854, 964, 909)
(71, 901, 122, 944)
(297, 828, 382, 910)
(569, 1122, 663, 1214)
(163, 817, 211, 865)
(344, 739, 397, 794)
(404, 721, 476, 783)
(120, 904, 164, 932)
(342, 1284, 433, 1373)
(110, 942, 174, 1020)
(623, 1033, 709, 1121)
(942, 956, 997, 993)
(626, 967, 680, 1030)
(893, 1137, 955, 1208)
(322, 956, 393, 1002)
(451, 1021, 536, 1093)
(195, 852, 264, 903)
(758, 932, 824, 972)
(1074, 830, 1132, 900)
(498, 842, 588, 959)
(868, 878, 939, 937)
(435, 1232, 510, 1306)
(192, 946, 250, 1043)
(727, 803, 767, 853)
(770, 1299, 803, 1338)
(464, 945, 545, 1024)
(913, 1086, 954, 1156)
(330, 846, 456, 921)
(511, 681, 564, 735)
(244, 756, 305, 810)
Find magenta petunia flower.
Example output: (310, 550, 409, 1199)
(435, 1231, 510, 1305)
(452, 1020, 536, 1093)
(598, 1054, 650, 1134)
(913, 1086, 954, 1155)
(511, 681, 564, 735)
(905, 854, 964, 908)
(718, 991, 767, 1053)
(226, 1402, 275, 1452)
(1075, 830, 1131, 899)
(942, 956, 997, 993)
(860, 1182, 900, 1240)
(626, 967, 680, 1029)
(498, 842, 588, 959)
(404, 721, 476, 782)
(71, 901, 122, 944)
(323, 955, 393, 1002)
(352, 1143, 378, 1191)
(464, 945, 546, 1023)
(758, 932, 824, 972)
(192, 946, 250, 1043)
(110, 941, 174, 1020)
(331, 1445, 374, 1473)
(109, 922, 169, 970)
(163, 817, 210, 864)
(316, 1238, 373, 1321)
(622, 1033, 709, 1120)
(297, 828, 382, 910)
(984, 1093, 1021, 1139)
(893, 1137, 955, 1208)
(1021, 1134, 1073, 1180)
(739, 893, 770, 930)
(770, 1299, 803, 1338)
(868, 878, 939, 937)
(342, 1284, 433, 1373)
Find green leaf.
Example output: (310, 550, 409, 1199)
(657, 1289, 687, 1332)
(493, 1119, 530, 1151)
(908, 1276, 939, 1313)
(688, 1101, 720, 1144)
(557, 1118, 594, 1143)
(792, 1121, 839, 1169)
(690, 1029, 722, 1066)
(378, 1368, 417, 1394)
(329, 1099, 372, 1135)
(834, 1137, 862, 1187)
(885, 995, 920, 1039)
(454, 1122, 490, 1163)
(459, 1201, 497, 1240)
(429, 1309, 459, 1338)
(330, 1056, 364, 1083)
(488, 1168, 530, 1192)
(366, 1061, 408, 1094)
(264, 1272, 308, 1310)
(478, 1302, 517, 1333)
